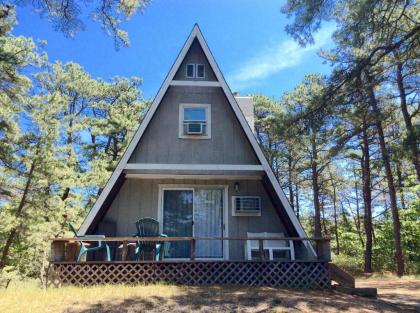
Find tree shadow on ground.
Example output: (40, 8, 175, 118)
(64, 285, 419, 313)
(362, 281, 420, 292)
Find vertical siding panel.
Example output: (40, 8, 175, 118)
(141, 179, 151, 218)
(118, 180, 129, 236)
(208, 91, 217, 164)
(151, 179, 158, 219)
(128, 180, 138, 235)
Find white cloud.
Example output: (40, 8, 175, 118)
(227, 25, 335, 90)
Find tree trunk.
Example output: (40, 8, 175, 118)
(0, 159, 36, 269)
(61, 115, 74, 202)
(61, 188, 70, 201)
(287, 155, 294, 211)
(396, 62, 420, 181)
(295, 182, 300, 219)
(362, 117, 373, 273)
(364, 70, 405, 276)
(353, 174, 365, 248)
(396, 159, 406, 209)
(112, 136, 118, 161)
(311, 132, 322, 238)
(330, 172, 340, 255)
(348, 197, 365, 248)
(340, 201, 351, 231)
(321, 198, 328, 236)
(90, 134, 97, 157)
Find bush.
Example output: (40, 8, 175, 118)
(0, 266, 20, 289)
(332, 253, 365, 276)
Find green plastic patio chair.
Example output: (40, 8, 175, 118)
(134, 218, 167, 261)
(69, 224, 111, 262)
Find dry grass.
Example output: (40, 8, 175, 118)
(1, 278, 419, 313)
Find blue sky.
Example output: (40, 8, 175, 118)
(13, 0, 335, 100)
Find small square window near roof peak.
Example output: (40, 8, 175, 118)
(196, 64, 205, 78)
(186, 64, 195, 78)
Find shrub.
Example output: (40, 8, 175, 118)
(332, 253, 365, 276)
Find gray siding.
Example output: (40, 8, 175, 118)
(173, 38, 217, 81)
(101, 178, 304, 260)
(129, 86, 259, 165)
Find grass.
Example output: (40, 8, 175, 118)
(1, 281, 185, 313)
(1, 277, 419, 313)
(355, 272, 420, 280)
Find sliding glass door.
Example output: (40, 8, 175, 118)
(162, 187, 224, 259)
(162, 189, 193, 258)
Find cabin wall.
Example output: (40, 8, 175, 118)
(99, 178, 309, 260)
(128, 86, 259, 165)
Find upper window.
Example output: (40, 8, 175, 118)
(196, 64, 205, 78)
(186, 63, 205, 79)
(186, 64, 195, 78)
(179, 103, 211, 139)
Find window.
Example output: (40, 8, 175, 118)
(179, 103, 211, 139)
(184, 108, 206, 135)
(186, 64, 195, 78)
(232, 196, 261, 216)
(186, 63, 205, 78)
(196, 64, 205, 78)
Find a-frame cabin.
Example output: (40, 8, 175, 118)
(50, 25, 335, 288)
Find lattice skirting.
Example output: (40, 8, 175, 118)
(50, 261, 330, 289)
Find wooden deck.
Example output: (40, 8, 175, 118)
(49, 237, 332, 288)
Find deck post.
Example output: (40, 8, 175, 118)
(121, 240, 128, 261)
(190, 238, 196, 260)
(66, 242, 80, 261)
(258, 239, 265, 261)
(51, 241, 65, 262)
(316, 239, 331, 261)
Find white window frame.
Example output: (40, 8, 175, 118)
(178, 103, 211, 139)
(195, 64, 205, 78)
(232, 196, 261, 216)
(186, 64, 196, 78)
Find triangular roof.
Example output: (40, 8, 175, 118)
(79, 24, 314, 255)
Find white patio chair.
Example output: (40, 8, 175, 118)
(245, 232, 295, 261)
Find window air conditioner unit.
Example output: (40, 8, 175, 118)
(186, 122, 204, 135)
(232, 196, 261, 216)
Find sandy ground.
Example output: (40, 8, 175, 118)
(64, 280, 420, 313)
(1, 278, 419, 313)
(358, 278, 420, 312)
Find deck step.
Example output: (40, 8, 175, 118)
(333, 285, 378, 298)
(329, 263, 355, 288)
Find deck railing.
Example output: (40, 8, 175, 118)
(51, 236, 331, 263)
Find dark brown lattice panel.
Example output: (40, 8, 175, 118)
(51, 261, 330, 289)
